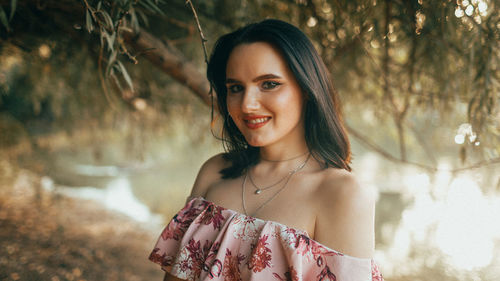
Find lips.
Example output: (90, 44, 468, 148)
(243, 115, 271, 129)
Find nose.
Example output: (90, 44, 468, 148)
(241, 87, 260, 113)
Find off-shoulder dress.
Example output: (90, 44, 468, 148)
(149, 197, 384, 281)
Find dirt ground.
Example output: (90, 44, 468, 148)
(0, 168, 165, 281)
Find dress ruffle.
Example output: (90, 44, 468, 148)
(149, 197, 384, 281)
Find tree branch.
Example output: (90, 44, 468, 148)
(346, 123, 500, 173)
(185, 0, 209, 65)
(122, 28, 211, 105)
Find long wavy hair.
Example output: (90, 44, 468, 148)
(207, 19, 351, 179)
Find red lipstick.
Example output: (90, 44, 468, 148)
(243, 115, 271, 129)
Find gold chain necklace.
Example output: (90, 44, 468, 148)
(249, 153, 311, 195)
(249, 173, 288, 195)
(242, 154, 311, 217)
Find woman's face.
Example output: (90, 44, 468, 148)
(225, 42, 305, 147)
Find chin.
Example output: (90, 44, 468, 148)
(244, 136, 270, 147)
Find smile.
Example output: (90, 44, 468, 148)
(243, 117, 271, 129)
(247, 117, 270, 124)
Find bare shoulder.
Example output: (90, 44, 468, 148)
(189, 153, 231, 199)
(316, 169, 376, 208)
(313, 168, 376, 258)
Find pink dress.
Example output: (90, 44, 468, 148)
(149, 197, 384, 281)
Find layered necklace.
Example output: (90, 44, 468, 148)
(242, 153, 311, 217)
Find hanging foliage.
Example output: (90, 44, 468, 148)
(0, 0, 498, 170)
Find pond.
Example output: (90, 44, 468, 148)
(32, 140, 500, 281)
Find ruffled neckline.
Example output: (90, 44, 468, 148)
(193, 196, 373, 262)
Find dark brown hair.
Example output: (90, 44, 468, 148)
(207, 19, 351, 178)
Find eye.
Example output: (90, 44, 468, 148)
(261, 81, 281, 90)
(227, 84, 244, 94)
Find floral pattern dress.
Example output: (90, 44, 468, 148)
(149, 197, 384, 281)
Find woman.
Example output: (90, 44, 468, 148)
(150, 19, 384, 281)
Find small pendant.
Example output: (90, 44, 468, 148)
(255, 189, 262, 195)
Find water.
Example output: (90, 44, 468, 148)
(42, 174, 163, 225)
(35, 145, 500, 280)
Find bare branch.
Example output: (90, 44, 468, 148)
(185, 0, 209, 65)
(347, 123, 500, 173)
(346, 123, 435, 171)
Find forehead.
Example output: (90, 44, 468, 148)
(226, 42, 291, 78)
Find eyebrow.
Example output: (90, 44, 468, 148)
(225, 74, 283, 84)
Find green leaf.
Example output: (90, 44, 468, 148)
(107, 50, 117, 72)
(10, 0, 16, 20)
(0, 7, 9, 30)
(140, 0, 164, 15)
(125, 0, 132, 11)
(106, 50, 117, 76)
(110, 71, 123, 92)
(103, 31, 115, 51)
(99, 29, 104, 46)
(116, 61, 134, 91)
(136, 9, 149, 27)
(110, 49, 117, 62)
(109, 33, 116, 49)
(130, 8, 139, 32)
(100, 10, 113, 29)
(86, 9, 94, 33)
(103, 32, 111, 49)
(97, 1, 102, 11)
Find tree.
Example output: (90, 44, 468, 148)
(0, 0, 498, 172)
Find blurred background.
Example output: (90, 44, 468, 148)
(0, 0, 499, 280)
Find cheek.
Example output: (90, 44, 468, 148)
(273, 91, 304, 118)
(226, 96, 239, 115)
(226, 97, 244, 129)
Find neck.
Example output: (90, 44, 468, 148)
(252, 145, 311, 178)
(259, 143, 309, 162)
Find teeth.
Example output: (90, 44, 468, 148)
(247, 117, 269, 124)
